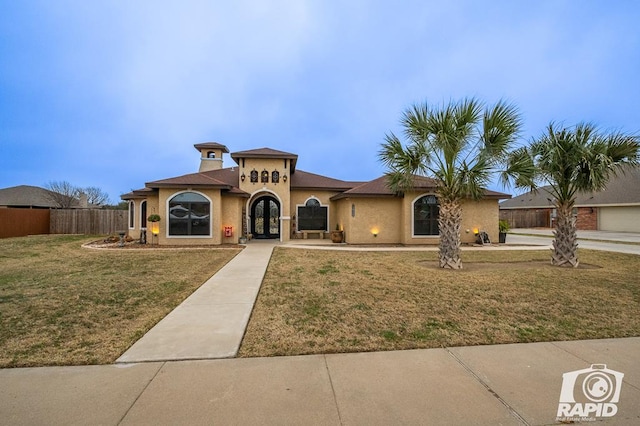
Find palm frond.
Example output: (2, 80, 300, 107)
(481, 100, 523, 158)
(499, 146, 537, 190)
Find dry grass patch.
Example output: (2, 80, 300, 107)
(0, 235, 240, 367)
(239, 248, 640, 357)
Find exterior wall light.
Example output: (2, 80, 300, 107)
(371, 228, 379, 237)
(241, 173, 246, 182)
(282, 174, 288, 182)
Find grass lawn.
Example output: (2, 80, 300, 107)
(0, 235, 240, 367)
(239, 247, 640, 357)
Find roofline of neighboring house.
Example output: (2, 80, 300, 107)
(500, 202, 640, 210)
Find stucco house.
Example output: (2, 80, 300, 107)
(499, 167, 640, 232)
(121, 143, 509, 245)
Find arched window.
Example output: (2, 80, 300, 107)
(297, 198, 328, 231)
(128, 201, 135, 229)
(413, 195, 439, 236)
(140, 200, 147, 229)
(168, 192, 211, 236)
(207, 151, 216, 158)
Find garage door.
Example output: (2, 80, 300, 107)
(599, 206, 640, 232)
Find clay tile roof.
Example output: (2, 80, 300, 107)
(121, 187, 154, 200)
(146, 172, 233, 188)
(193, 142, 229, 153)
(331, 175, 438, 200)
(331, 175, 510, 200)
(139, 168, 249, 198)
(290, 170, 359, 190)
(230, 147, 298, 171)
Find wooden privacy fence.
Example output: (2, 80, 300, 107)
(50, 209, 128, 235)
(499, 209, 551, 229)
(0, 208, 50, 238)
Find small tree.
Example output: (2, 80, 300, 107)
(379, 98, 533, 269)
(512, 123, 639, 267)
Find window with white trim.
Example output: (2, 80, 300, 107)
(413, 195, 439, 236)
(168, 192, 211, 236)
(297, 198, 328, 231)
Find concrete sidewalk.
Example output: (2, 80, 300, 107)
(116, 242, 274, 362)
(2, 338, 639, 425)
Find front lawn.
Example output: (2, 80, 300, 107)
(239, 248, 640, 357)
(0, 235, 240, 367)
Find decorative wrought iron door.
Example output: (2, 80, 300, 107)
(251, 196, 280, 239)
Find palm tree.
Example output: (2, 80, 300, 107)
(515, 123, 639, 267)
(379, 98, 533, 269)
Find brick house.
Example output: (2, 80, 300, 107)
(499, 167, 640, 232)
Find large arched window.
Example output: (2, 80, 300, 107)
(297, 198, 328, 231)
(168, 192, 211, 236)
(413, 195, 439, 236)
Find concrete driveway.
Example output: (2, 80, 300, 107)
(509, 228, 640, 255)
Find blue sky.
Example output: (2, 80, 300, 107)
(1, 1, 639, 204)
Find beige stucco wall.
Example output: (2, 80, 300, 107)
(342, 197, 403, 244)
(334, 194, 500, 245)
(127, 198, 157, 241)
(239, 158, 292, 241)
(460, 199, 500, 243)
(221, 195, 246, 244)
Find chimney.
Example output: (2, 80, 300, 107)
(194, 142, 229, 172)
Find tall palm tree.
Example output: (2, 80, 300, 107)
(379, 98, 533, 269)
(515, 123, 639, 267)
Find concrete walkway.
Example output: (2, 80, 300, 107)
(3, 338, 639, 425)
(117, 242, 274, 363)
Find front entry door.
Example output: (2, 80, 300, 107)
(251, 196, 280, 239)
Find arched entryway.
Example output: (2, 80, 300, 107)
(251, 195, 280, 239)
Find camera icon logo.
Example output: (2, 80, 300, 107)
(557, 364, 624, 420)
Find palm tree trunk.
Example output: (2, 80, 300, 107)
(552, 203, 579, 267)
(438, 199, 462, 269)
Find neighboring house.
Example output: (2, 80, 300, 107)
(0, 185, 92, 209)
(122, 143, 510, 245)
(0, 185, 61, 208)
(499, 167, 640, 232)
